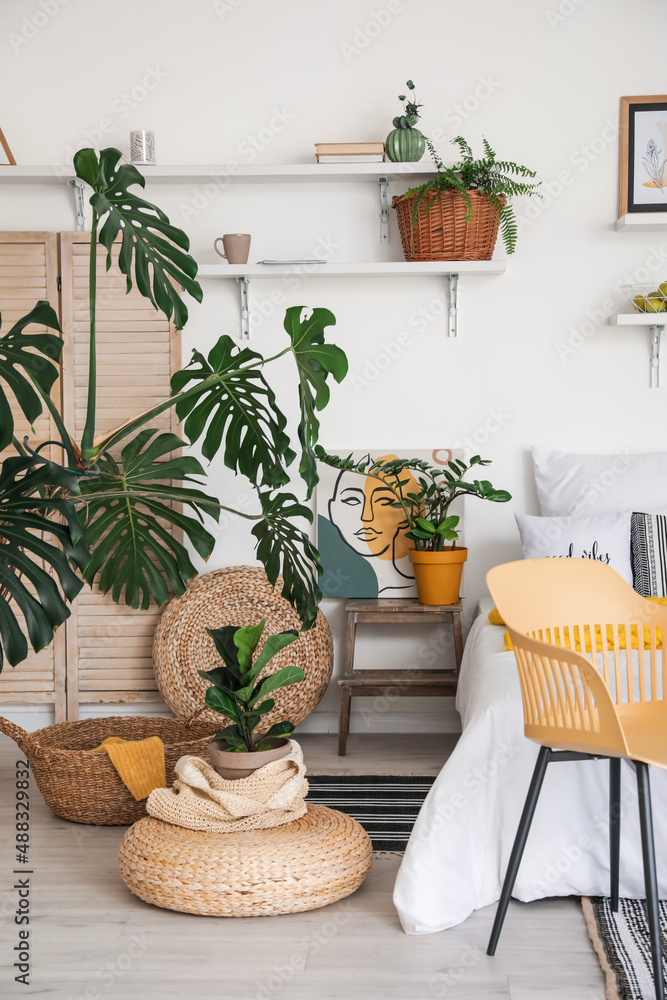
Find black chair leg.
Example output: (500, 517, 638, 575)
(487, 745, 551, 956)
(610, 757, 621, 912)
(635, 761, 664, 1000)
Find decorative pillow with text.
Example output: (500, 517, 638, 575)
(631, 511, 667, 597)
(515, 511, 633, 584)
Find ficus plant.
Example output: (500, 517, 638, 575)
(0, 146, 348, 671)
(315, 449, 511, 552)
(199, 619, 303, 752)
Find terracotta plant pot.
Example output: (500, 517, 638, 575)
(408, 547, 468, 605)
(208, 737, 291, 780)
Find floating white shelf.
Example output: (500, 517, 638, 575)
(615, 214, 667, 232)
(198, 261, 506, 339)
(0, 161, 440, 241)
(609, 313, 665, 387)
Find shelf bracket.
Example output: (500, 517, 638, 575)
(68, 178, 86, 231)
(448, 273, 459, 337)
(236, 276, 250, 340)
(378, 176, 389, 244)
(650, 324, 663, 388)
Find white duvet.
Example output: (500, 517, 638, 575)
(393, 597, 667, 934)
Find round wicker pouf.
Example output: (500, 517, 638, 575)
(152, 567, 333, 730)
(118, 805, 372, 917)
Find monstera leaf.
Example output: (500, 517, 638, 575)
(0, 455, 87, 671)
(79, 429, 219, 609)
(252, 491, 321, 628)
(73, 147, 202, 330)
(282, 306, 347, 496)
(171, 335, 295, 487)
(0, 301, 62, 452)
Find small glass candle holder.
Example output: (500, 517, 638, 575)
(130, 130, 156, 165)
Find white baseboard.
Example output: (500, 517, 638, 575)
(0, 704, 462, 736)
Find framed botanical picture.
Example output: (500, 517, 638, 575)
(316, 448, 463, 599)
(620, 95, 667, 215)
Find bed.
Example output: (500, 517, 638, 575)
(393, 596, 667, 934)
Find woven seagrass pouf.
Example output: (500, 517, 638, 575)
(118, 805, 372, 917)
(152, 566, 333, 730)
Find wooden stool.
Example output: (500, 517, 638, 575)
(337, 598, 463, 756)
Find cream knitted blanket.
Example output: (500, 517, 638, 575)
(146, 740, 308, 833)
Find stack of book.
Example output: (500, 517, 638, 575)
(315, 142, 385, 163)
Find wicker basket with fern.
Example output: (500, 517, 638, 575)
(392, 137, 540, 261)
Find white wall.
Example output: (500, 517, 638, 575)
(2, 0, 667, 732)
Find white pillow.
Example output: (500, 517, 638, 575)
(532, 447, 667, 517)
(515, 511, 633, 584)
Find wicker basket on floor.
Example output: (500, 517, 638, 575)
(0, 715, 216, 825)
(119, 805, 373, 917)
(392, 189, 503, 261)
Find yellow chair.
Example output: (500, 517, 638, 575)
(486, 558, 667, 1000)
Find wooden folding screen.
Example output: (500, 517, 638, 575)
(60, 234, 180, 720)
(0, 233, 66, 720)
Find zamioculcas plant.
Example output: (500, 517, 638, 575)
(0, 147, 348, 670)
(199, 620, 303, 752)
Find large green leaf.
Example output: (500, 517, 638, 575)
(244, 629, 298, 686)
(171, 335, 295, 487)
(73, 147, 202, 329)
(0, 302, 62, 451)
(79, 429, 219, 609)
(233, 619, 266, 674)
(251, 491, 321, 628)
(283, 306, 347, 496)
(250, 664, 305, 706)
(0, 455, 87, 671)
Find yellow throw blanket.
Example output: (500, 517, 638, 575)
(95, 736, 166, 801)
(147, 741, 308, 834)
(488, 598, 667, 653)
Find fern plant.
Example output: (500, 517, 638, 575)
(398, 135, 541, 254)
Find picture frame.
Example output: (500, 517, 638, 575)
(619, 95, 667, 216)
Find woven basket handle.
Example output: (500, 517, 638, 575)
(184, 707, 206, 730)
(0, 716, 30, 752)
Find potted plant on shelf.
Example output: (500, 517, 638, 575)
(199, 619, 304, 779)
(392, 136, 541, 261)
(385, 79, 426, 163)
(315, 449, 511, 605)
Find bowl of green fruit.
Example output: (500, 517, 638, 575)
(622, 283, 667, 313)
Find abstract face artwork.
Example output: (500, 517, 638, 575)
(317, 449, 461, 598)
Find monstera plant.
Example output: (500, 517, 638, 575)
(0, 147, 348, 670)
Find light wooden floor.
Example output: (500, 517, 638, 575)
(0, 732, 605, 999)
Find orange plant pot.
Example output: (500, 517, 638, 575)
(408, 547, 468, 605)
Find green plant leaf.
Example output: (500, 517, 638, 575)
(252, 491, 321, 628)
(0, 302, 63, 452)
(0, 455, 87, 671)
(79, 429, 218, 609)
(416, 517, 436, 533)
(203, 628, 243, 678)
(262, 721, 295, 739)
(250, 664, 305, 707)
(73, 147, 202, 329)
(253, 697, 275, 715)
(244, 629, 298, 686)
(233, 619, 266, 674)
(172, 335, 294, 487)
(282, 306, 347, 496)
(205, 685, 240, 722)
(211, 724, 246, 747)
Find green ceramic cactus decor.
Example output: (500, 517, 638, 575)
(385, 80, 425, 163)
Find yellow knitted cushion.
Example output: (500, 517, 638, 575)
(95, 736, 166, 801)
(488, 598, 667, 653)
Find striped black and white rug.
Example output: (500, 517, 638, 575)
(582, 896, 667, 999)
(306, 775, 435, 851)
